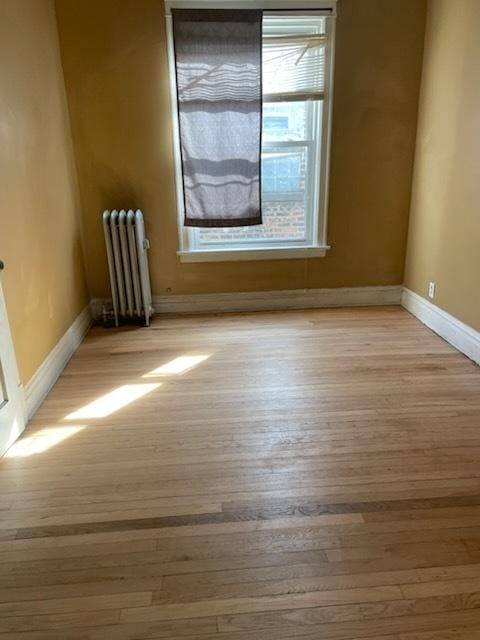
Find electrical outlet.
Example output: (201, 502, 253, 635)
(428, 281, 436, 299)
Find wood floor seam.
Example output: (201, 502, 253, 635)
(11, 494, 480, 540)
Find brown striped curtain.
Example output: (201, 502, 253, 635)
(172, 9, 263, 228)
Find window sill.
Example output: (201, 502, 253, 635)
(177, 245, 330, 263)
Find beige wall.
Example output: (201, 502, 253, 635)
(55, 0, 426, 298)
(0, 0, 88, 384)
(404, 0, 480, 332)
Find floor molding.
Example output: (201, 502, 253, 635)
(91, 287, 401, 319)
(24, 305, 92, 421)
(151, 286, 402, 315)
(402, 288, 480, 366)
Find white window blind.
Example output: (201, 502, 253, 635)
(263, 15, 327, 102)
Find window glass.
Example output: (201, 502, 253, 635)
(263, 102, 308, 142)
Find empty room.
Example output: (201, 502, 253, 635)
(1, 0, 480, 637)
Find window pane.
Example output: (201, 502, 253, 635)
(197, 200, 306, 245)
(263, 102, 309, 142)
(197, 145, 308, 246)
(263, 148, 303, 194)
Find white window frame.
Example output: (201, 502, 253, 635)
(165, 0, 337, 263)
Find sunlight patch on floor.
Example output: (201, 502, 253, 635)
(142, 355, 210, 377)
(5, 426, 85, 458)
(64, 383, 161, 420)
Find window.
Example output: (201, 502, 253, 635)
(166, 3, 336, 262)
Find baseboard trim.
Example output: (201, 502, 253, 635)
(147, 286, 402, 315)
(91, 287, 401, 318)
(24, 305, 92, 421)
(401, 288, 480, 366)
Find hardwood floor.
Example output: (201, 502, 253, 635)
(1, 305, 480, 639)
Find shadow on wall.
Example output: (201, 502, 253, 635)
(97, 166, 142, 212)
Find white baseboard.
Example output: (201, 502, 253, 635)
(151, 286, 402, 314)
(402, 288, 480, 366)
(24, 305, 92, 421)
(91, 286, 401, 318)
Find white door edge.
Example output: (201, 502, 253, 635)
(0, 280, 26, 456)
